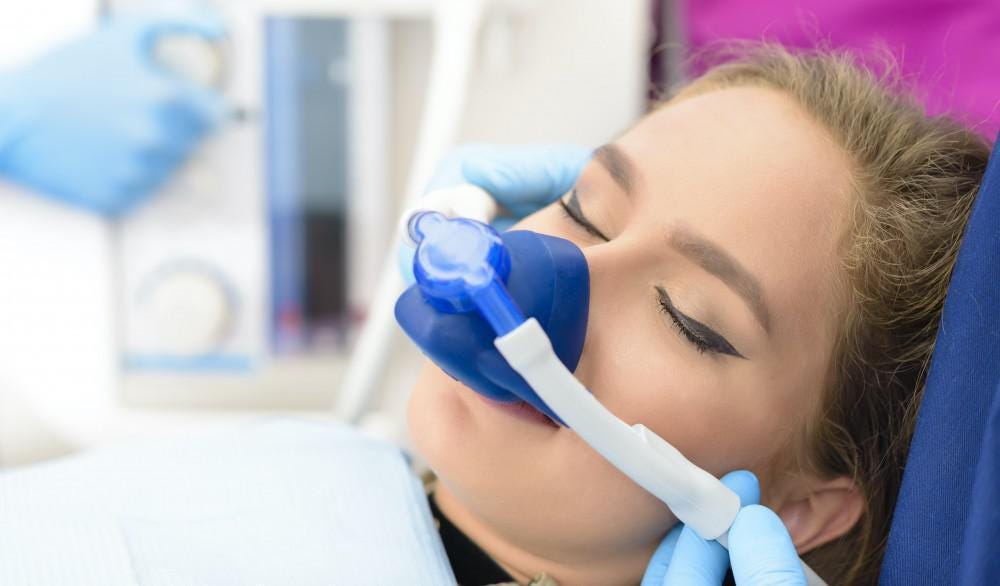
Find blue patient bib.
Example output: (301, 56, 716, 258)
(0, 419, 456, 586)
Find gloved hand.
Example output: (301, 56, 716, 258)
(642, 471, 807, 586)
(0, 4, 227, 215)
(425, 143, 593, 223)
(399, 143, 592, 281)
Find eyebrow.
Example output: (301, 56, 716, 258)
(594, 143, 771, 335)
(670, 228, 772, 335)
(594, 144, 638, 195)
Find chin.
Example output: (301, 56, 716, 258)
(407, 362, 682, 569)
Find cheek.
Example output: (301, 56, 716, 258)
(576, 289, 792, 479)
(407, 364, 475, 468)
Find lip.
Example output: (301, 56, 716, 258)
(476, 394, 559, 428)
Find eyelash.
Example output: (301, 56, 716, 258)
(558, 192, 610, 242)
(658, 286, 745, 358)
(658, 297, 714, 355)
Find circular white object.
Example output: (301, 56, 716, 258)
(141, 268, 233, 356)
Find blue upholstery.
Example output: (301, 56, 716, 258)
(881, 134, 1000, 584)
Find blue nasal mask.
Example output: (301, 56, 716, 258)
(395, 211, 589, 422)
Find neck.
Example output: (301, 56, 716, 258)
(433, 483, 652, 585)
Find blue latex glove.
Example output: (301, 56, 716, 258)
(0, 5, 227, 215)
(399, 143, 592, 282)
(427, 143, 593, 224)
(641, 471, 807, 586)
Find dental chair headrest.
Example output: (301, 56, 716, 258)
(881, 133, 1000, 583)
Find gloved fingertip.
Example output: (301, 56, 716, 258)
(460, 147, 568, 205)
(731, 505, 790, 539)
(490, 217, 518, 232)
(729, 505, 807, 585)
(720, 470, 761, 506)
(459, 156, 501, 191)
(640, 525, 683, 586)
(662, 525, 729, 586)
(549, 143, 595, 171)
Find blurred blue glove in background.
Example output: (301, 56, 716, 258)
(399, 143, 592, 282)
(0, 5, 227, 215)
(642, 470, 807, 586)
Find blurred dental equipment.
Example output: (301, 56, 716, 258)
(0, 0, 647, 463)
(115, 0, 525, 414)
(394, 189, 827, 585)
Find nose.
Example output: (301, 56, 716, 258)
(395, 227, 591, 422)
(569, 241, 640, 386)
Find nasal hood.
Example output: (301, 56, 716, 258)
(395, 229, 590, 421)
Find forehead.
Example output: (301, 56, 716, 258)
(616, 86, 853, 341)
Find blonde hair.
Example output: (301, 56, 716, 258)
(668, 46, 991, 584)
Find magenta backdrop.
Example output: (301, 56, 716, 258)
(683, 0, 1000, 136)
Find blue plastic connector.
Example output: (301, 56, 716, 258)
(409, 211, 525, 336)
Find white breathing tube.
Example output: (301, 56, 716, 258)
(495, 319, 742, 539)
(402, 185, 827, 586)
(496, 319, 825, 585)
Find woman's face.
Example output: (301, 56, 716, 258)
(409, 86, 855, 583)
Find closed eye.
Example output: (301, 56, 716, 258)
(558, 189, 610, 242)
(657, 286, 745, 359)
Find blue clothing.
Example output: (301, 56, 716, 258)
(881, 133, 1000, 583)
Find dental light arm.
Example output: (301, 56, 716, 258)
(397, 186, 825, 585)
